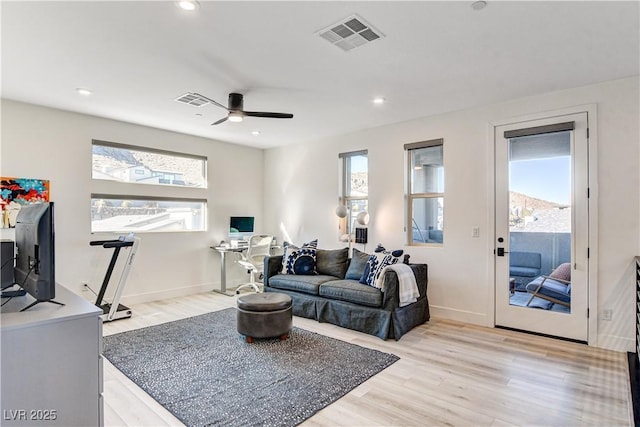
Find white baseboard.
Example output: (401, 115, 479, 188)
(596, 333, 635, 353)
(119, 283, 217, 306)
(429, 305, 490, 327)
(432, 306, 633, 352)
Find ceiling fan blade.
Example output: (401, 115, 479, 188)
(191, 92, 229, 111)
(211, 116, 228, 125)
(243, 111, 294, 119)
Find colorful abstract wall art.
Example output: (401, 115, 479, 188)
(0, 177, 50, 228)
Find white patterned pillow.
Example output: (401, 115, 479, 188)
(360, 245, 403, 287)
(280, 239, 318, 275)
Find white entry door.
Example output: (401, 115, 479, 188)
(494, 112, 589, 342)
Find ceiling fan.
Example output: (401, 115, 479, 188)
(182, 92, 294, 125)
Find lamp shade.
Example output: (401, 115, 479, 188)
(335, 205, 348, 218)
(356, 211, 369, 226)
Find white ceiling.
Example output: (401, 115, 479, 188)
(2, 1, 638, 149)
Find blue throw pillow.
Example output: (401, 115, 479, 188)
(360, 245, 403, 287)
(345, 248, 370, 280)
(281, 239, 318, 275)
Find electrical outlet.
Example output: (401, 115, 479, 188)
(472, 227, 480, 238)
(602, 309, 612, 321)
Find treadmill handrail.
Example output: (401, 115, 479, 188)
(90, 239, 134, 248)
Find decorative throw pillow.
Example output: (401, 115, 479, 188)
(316, 248, 349, 278)
(280, 239, 318, 275)
(549, 262, 571, 282)
(360, 245, 404, 287)
(345, 248, 370, 280)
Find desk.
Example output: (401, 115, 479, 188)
(211, 246, 246, 296)
(210, 244, 281, 296)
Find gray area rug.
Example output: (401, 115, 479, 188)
(103, 308, 399, 427)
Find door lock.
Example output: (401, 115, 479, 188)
(497, 247, 509, 257)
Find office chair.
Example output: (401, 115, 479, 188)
(235, 234, 273, 294)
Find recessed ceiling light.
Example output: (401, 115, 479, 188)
(176, 1, 199, 11)
(471, 1, 487, 11)
(251, 131, 260, 136)
(75, 87, 92, 96)
(372, 97, 385, 105)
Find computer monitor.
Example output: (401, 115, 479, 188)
(14, 202, 56, 307)
(229, 216, 254, 239)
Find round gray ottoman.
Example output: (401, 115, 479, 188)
(237, 292, 292, 343)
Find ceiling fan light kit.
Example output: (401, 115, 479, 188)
(228, 113, 243, 123)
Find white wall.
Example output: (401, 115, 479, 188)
(2, 77, 638, 351)
(264, 76, 640, 352)
(0, 100, 265, 304)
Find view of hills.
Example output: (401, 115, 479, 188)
(92, 145, 204, 186)
(510, 191, 568, 211)
(509, 191, 571, 233)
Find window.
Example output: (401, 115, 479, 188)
(91, 195, 206, 233)
(92, 140, 206, 188)
(405, 139, 444, 245)
(338, 150, 368, 240)
(91, 140, 208, 233)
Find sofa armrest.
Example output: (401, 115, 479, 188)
(264, 255, 283, 287)
(380, 264, 428, 310)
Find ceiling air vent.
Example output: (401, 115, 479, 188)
(175, 93, 210, 107)
(317, 15, 384, 52)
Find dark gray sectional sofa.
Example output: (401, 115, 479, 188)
(263, 247, 429, 340)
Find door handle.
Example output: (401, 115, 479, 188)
(497, 247, 509, 257)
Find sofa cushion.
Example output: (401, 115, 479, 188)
(509, 251, 541, 269)
(345, 248, 369, 280)
(319, 279, 383, 308)
(281, 239, 318, 275)
(509, 266, 540, 278)
(316, 248, 349, 279)
(268, 273, 336, 296)
(525, 277, 570, 303)
(360, 248, 403, 286)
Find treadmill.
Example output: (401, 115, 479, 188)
(90, 234, 140, 322)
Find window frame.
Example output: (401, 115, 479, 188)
(91, 140, 208, 234)
(405, 138, 444, 246)
(338, 150, 368, 239)
(91, 139, 207, 189)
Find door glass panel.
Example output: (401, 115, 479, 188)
(507, 131, 572, 313)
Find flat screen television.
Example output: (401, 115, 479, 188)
(14, 202, 58, 310)
(229, 216, 254, 238)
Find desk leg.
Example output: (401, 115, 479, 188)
(214, 251, 235, 297)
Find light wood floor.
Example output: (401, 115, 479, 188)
(102, 291, 633, 426)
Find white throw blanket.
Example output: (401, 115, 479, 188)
(376, 263, 420, 307)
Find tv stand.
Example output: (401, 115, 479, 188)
(1, 284, 103, 426)
(19, 298, 65, 312)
